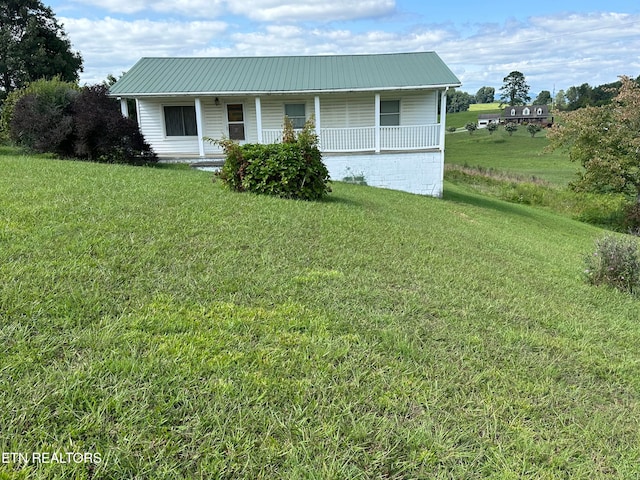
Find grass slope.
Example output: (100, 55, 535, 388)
(2, 152, 640, 478)
(445, 126, 578, 186)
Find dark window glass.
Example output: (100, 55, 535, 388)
(285, 103, 306, 129)
(164, 106, 197, 136)
(380, 100, 400, 126)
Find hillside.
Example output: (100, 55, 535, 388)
(2, 151, 640, 478)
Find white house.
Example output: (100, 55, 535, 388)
(109, 52, 461, 197)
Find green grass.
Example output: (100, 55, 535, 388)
(444, 125, 629, 229)
(2, 150, 640, 478)
(468, 102, 502, 111)
(446, 126, 577, 186)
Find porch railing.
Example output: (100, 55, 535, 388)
(262, 124, 440, 153)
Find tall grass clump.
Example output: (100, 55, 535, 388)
(584, 234, 640, 294)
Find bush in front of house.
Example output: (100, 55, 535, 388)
(214, 118, 331, 201)
(70, 84, 156, 164)
(584, 234, 640, 294)
(464, 122, 477, 134)
(486, 122, 499, 135)
(6, 79, 156, 164)
(4, 77, 78, 155)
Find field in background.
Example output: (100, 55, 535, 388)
(446, 102, 501, 129)
(468, 102, 502, 111)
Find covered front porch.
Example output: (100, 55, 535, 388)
(121, 90, 449, 158)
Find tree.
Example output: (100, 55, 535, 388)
(464, 122, 477, 135)
(499, 71, 531, 106)
(533, 90, 552, 105)
(526, 123, 541, 137)
(554, 89, 567, 111)
(447, 90, 473, 113)
(547, 76, 640, 202)
(0, 0, 83, 100)
(475, 86, 495, 104)
(504, 122, 518, 136)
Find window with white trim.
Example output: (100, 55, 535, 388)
(380, 100, 400, 126)
(536, 107, 544, 115)
(227, 104, 245, 141)
(523, 107, 530, 116)
(510, 108, 516, 116)
(285, 103, 306, 129)
(164, 106, 197, 136)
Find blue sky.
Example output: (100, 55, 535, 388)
(47, 0, 640, 97)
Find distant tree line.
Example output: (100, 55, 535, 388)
(554, 76, 640, 111)
(446, 86, 496, 113)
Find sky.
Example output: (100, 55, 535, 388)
(46, 0, 640, 97)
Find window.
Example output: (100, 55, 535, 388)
(380, 100, 400, 126)
(536, 107, 544, 115)
(164, 106, 197, 136)
(510, 108, 516, 116)
(523, 107, 530, 116)
(285, 104, 306, 129)
(227, 104, 245, 141)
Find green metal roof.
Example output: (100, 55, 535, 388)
(109, 52, 461, 96)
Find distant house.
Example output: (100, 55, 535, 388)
(502, 105, 553, 126)
(109, 52, 461, 197)
(477, 114, 501, 128)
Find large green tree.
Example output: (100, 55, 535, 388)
(475, 86, 495, 104)
(499, 71, 531, 106)
(446, 90, 474, 113)
(547, 76, 640, 202)
(533, 90, 552, 105)
(0, 0, 82, 100)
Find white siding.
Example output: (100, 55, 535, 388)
(138, 98, 201, 156)
(261, 98, 313, 130)
(138, 91, 439, 157)
(320, 93, 374, 128)
(202, 98, 224, 154)
(398, 91, 438, 125)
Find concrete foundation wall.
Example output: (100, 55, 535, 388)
(324, 151, 443, 197)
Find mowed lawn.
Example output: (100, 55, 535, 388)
(2, 149, 640, 478)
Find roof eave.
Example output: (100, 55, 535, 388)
(109, 83, 462, 98)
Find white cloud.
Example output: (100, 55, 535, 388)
(227, 0, 396, 22)
(68, 0, 395, 21)
(60, 8, 640, 94)
(62, 17, 228, 83)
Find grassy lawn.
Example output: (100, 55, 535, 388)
(445, 126, 578, 186)
(2, 150, 640, 478)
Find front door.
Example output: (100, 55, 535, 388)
(227, 104, 245, 141)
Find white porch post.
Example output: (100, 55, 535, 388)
(135, 99, 141, 126)
(374, 93, 381, 153)
(314, 95, 321, 138)
(194, 97, 205, 157)
(119, 98, 129, 118)
(439, 87, 449, 151)
(255, 97, 263, 144)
